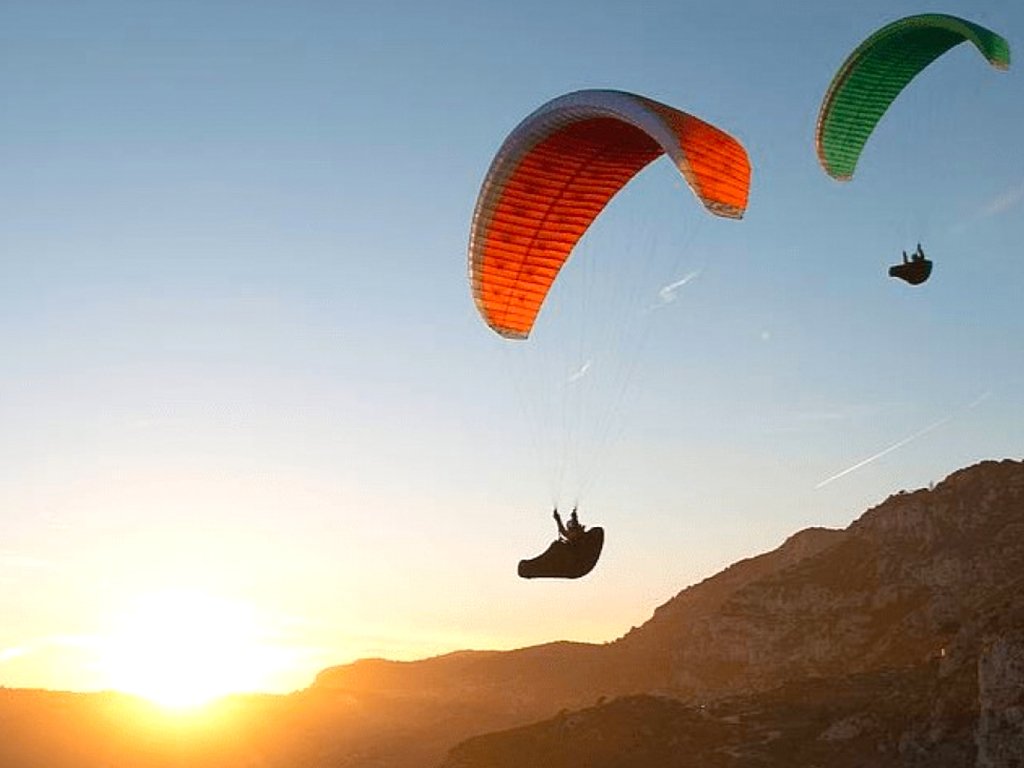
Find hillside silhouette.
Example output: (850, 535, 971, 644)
(2, 459, 1022, 767)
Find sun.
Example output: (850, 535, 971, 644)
(100, 589, 273, 710)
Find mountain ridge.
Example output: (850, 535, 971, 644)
(0, 458, 1020, 767)
(317, 460, 1024, 706)
(438, 458, 1024, 767)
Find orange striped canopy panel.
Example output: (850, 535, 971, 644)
(468, 90, 751, 339)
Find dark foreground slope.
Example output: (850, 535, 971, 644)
(444, 667, 964, 768)
(445, 593, 1024, 767)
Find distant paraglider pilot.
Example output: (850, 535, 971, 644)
(554, 506, 586, 544)
(518, 507, 604, 580)
(889, 243, 932, 285)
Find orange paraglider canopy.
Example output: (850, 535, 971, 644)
(468, 89, 751, 339)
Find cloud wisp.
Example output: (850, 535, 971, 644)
(647, 270, 701, 311)
(0, 646, 28, 663)
(0, 634, 99, 667)
(979, 182, 1024, 219)
(951, 181, 1024, 233)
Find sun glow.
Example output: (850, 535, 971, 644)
(100, 590, 276, 710)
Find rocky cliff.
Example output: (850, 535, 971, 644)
(440, 459, 1024, 767)
(612, 459, 1024, 698)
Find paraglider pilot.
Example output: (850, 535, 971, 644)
(553, 506, 586, 544)
(520, 508, 604, 579)
(901, 243, 926, 264)
(890, 243, 932, 285)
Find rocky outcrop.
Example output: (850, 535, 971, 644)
(977, 630, 1024, 767)
(611, 459, 1024, 701)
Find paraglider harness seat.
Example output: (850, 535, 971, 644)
(889, 243, 932, 285)
(518, 508, 604, 579)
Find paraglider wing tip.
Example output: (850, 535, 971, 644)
(814, 125, 856, 182)
(706, 201, 746, 219)
(494, 326, 530, 341)
(980, 26, 1010, 69)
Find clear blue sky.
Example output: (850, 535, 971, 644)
(1, 0, 1022, 696)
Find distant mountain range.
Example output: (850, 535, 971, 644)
(2, 458, 1022, 767)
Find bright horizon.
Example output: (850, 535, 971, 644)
(2, 0, 1022, 706)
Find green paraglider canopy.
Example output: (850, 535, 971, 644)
(816, 14, 1010, 181)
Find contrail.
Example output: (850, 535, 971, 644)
(815, 417, 950, 489)
(966, 390, 992, 410)
(567, 360, 592, 383)
(815, 391, 992, 489)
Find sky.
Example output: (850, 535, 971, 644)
(1, 0, 1022, 700)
